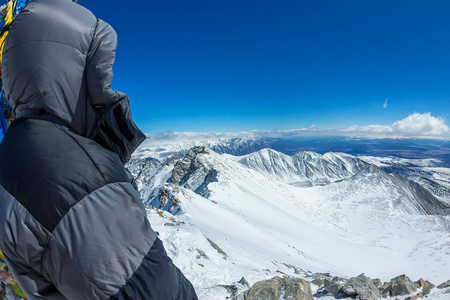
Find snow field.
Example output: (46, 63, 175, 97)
(134, 148, 450, 299)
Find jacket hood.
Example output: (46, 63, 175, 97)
(1, 0, 123, 138)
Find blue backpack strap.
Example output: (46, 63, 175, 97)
(13, 0, 33, 18)
(0, 106, 6, 141)
(0, 91, 7, 141)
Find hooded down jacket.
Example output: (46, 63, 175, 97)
(0, 0, 197, 299)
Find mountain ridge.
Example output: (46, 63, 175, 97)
(127, 146, 450, 292)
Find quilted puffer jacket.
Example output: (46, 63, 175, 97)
(0, 0, 197, 299)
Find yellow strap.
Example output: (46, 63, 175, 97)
(0, 249, 28, 299)
(11, 284, 28, 299)
(0, 1, 14, 67)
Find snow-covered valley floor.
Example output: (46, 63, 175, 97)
(129, 146, 450, 299)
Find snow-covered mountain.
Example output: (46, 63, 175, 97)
(127, 147, 450, 299)
(133, 135, 273, 163)
(235, 149, 369, 186)
(360, 155, 450, 205)
(133, 135, 450, 203)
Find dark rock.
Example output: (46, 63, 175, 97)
(415, 278, 435, 295)
(163, 222, 179, 226)
(244, 276, 313, 300)
(404, 292, 424, 300)
(341, 274, 381, 300)
(390, 274, 417, 296)
(238, 277, 250, 288)
(322, 279, 343, 296)
(196, 249, 209, 259)
(284, 277, 313, 300)
(168, 146, 218, 198)
(244, 277, 283, 300)
(281, 263, 304, 275)
(438, 280, 450, 289)
(306, 272, 333, 281)
(218, 284, 238, 299)
(148, 187, 181, 214)
(310, 278, 324, 287)
(372, 278, 382, 288)
(332, 276, 346, 283)
(205, 236, 229, 259)
(169, 146, 206, 185)
(379, 282, 392, 298)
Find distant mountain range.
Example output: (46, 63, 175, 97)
(128, 139, 450, 297)
(135, 135, 450, 166)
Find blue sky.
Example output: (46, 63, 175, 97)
(81, 0, 450, 135)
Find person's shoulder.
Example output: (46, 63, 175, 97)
(25, 0, 98, 27)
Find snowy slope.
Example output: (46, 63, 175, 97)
(235, 148, 369, 186)
(133, 135, 450, 205)
(360, 155, 450, 205)
(127, 147, 450, 299)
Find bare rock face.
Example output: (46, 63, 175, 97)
(322, 278, 343, 297)
(404, 292, 424, 300)
(244, 276, 313, 300)
(389, 274, 418, 296)
(416, 278, 435, 295)
(147, 186, 182, 214)
(170, 146, 207, 186)
(379, 282, 392, 298)
(169, 146, 218, 197)
(341, 274, 381, 300)
(438, 280, 450, 289)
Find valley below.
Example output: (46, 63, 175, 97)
(129, 137, 450, 299)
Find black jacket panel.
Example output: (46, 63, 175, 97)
(0, 119, 129, 232)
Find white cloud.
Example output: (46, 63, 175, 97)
(391, 113, 450, 136)
(340, 113, 450, 137)
(383, 98, 388, 109)
(143, 113, 450, 148)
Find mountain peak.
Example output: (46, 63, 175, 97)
(127, 146, 450, 286)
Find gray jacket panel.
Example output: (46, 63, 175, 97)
(2, 0, 123, 137)
(1, 181, 158, 300)
(0, 186, 61, 299)
(47, 182, 156, 299)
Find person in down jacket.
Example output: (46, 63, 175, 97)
(0, 0, 198, 299)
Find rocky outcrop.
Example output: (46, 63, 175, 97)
(416, 278, 435, 295)
(438, 280, 450, 289)
(314, 274, 380, 299)
(137, 147, 219, 213)
(243, 276, 313, 300)
(389, 274, 418, 296)
(126, 159, 165, 200)
(205, 236, 228, 260)
(322, 278, 343, 297)
(310, 272, 447, 300)
(146, 186, 181, 214)
(341, 274, 381, 300)
(169, 146, 218, 198)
